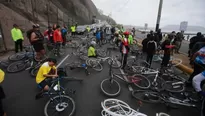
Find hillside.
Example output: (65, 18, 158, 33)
(0, 0, 116, 51)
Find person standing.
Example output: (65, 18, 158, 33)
(30, 24, 45, 61)
(174, 32, 183, 53)
(96, 28, 101, 47)
(70, 25, 76, 37)
(161, 34, 174, 67)
(121, 31, 130, 69)
(11, 24, 24, 53)
(146, 36, 157, 67)
(44, 26, 54, 44)
(189, 32, 203, 57)
(53, 26, 63, 56)
(61, 26, 67, 47)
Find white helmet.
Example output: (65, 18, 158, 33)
(91, 41, 96, 46)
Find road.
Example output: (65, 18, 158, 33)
(1, 39, 199, 116)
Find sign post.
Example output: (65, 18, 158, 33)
(180, 21, 188, 32)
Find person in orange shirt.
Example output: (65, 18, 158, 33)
(53, 25, 63, 56)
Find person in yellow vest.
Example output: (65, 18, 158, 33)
(11, 24, 24, 53)
(86, 26, 91, 33)
(70, 25, 76, 37)
(0, 69, 6, 116)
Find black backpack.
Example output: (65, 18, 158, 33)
(26, 29, 33, 41)
(147, 41, 156, 53)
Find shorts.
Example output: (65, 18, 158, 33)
(33, 43, 44, 52)
(38, 79, 48, 89)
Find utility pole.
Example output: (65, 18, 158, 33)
(155, 0, 163, 32)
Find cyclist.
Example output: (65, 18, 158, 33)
(44, 26, 54, 44)
(35, 58, 58, 99)
(120, 31, 130, 69)
(53, 25, 63, 56)
(88, 41, 97, 58)
(192, 71, 205, 116)
(30, 24, 45, 61)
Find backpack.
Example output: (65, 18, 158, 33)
(26, 29, 33, 41)
(147, 41, 156, 53)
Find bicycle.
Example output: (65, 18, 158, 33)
(132, 90, 198, 108)
(101, 98, 147, 116)
(0, 60, 10, 69)
(100, 61, 150, 97)
(37, 75, 76, 116)
(86, 56, 121, 72)
(8, 45, 34, 61)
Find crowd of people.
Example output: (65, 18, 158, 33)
(5, 23, 205, 115)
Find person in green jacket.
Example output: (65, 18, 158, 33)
(11, 24, 24, 53)
(128, 33, 134, 45)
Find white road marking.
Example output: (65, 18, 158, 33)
(57, 54, 70, 68)
(119, 69, 134, 92)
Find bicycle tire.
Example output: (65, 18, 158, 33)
(92, 62, 103, 72)
(162, 81, 185, 93)
(132, 90, 161, 103)
(109, 39, 115, 45)
(97, 50, 107, 57)
(30, 65, 40, 77)
(102, 39, 107, 44)
(100, 78, 121, 97)
(131, 74, 151, 89)
(107, 59, 121, 68)
(8, 52, 26, 61)
(7, 60, 27, 73)
(147, 75, 165, 91)
(44, 95, 75, 116)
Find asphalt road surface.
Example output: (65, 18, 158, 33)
(1, 39, 199, 116)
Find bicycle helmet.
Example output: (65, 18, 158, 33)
(91, 41, 96, 46)
(123, 31, 130, 35)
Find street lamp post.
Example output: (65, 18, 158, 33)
(155, 0, 163, 32)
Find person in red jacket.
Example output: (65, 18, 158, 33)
(121, 31, 130, 69)
(53, 25, 63, 56)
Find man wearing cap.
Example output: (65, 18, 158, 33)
(11, 24, 24, 53)
(0, 69, 6, 116)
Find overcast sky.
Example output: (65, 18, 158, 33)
(92, 0, 205, 28)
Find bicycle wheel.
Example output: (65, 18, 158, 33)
(162, 81, 185, 93)
(44, 95, 75, 116)
(30, 65, 40, 77)
(132, 90, 161, 103)
(7, 60, 27, 73)
(101, 99, 132, 115)
(107, 59, 121, 68)
(128, 74, 151, 89)
(8, 52, 26, 61)
(97, 50, 107, 57)
(100, 78, 121, 97)
(147, 75, 165, 91)
(88, 60, 103, 72)
(102, 39, 107, 44)
(109, 39, 115, 45)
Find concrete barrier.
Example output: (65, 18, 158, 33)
(136, 40, 194, 75)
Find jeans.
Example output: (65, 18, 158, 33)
(146, 53, 154, 67)
(161, 54, 170, 67)
(121, 53, 128, 69)
(15, 39, 23, 53)
(96, 39, 101, 47)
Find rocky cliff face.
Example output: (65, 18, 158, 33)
(0, 0, 116, 51)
